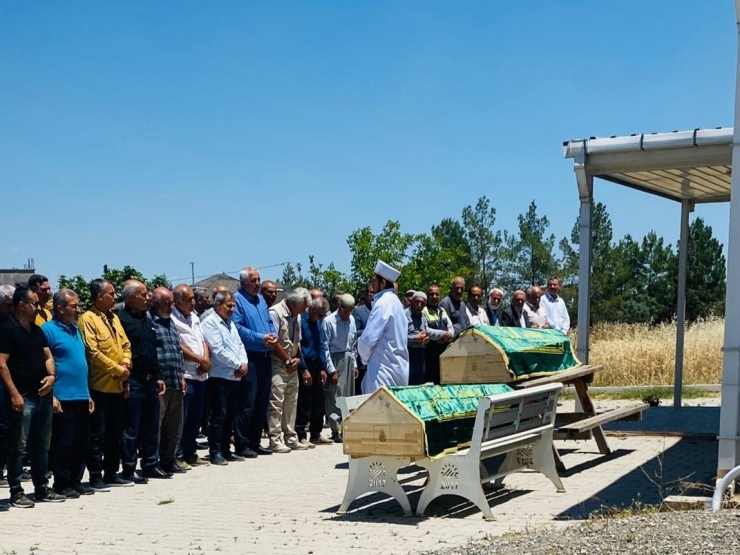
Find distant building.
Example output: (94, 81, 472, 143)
(0, 268, 35, 287)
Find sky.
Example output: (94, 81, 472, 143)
(0, 1, 736, 287)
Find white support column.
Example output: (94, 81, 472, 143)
(573, 147, 593, 366)
(717, 0, 740, 479)
(674, 198, 693, 410)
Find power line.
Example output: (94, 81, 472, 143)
(168, 261, 290, 283)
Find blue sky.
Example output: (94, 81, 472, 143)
(0, 1, 735, 286)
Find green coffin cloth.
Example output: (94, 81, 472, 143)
(468, 325, 581, 380)
(386, 383, 513, 459)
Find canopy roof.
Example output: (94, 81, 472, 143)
(563, 128, 732, 203)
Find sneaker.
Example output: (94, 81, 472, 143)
(104, 474, 134, 487)
(10, 492, 34, 508)
(54, 486, 80, 500)
(35, 487, 65, 503)
(174, 459, 191, 471)
(89, 477, 110, 492)
(210, 453, 228, 466)
(311, 435, 334, 446)
(299, 438, 316, 449)
(270, 443, 291, 454)
(183, 455, 210, 467)
(71, 483, 95, 496)
(289, 442, 308, 451)
(331, 433, 343, 444)
(162, 463, 187, 474)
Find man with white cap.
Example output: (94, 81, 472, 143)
(357, 261, 409, 393)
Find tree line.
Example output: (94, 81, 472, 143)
(281, 197, 726, 325)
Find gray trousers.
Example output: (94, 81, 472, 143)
(324, 352, 355, 435)
(159, 388, 184, 467)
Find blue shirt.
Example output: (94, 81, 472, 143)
(232, 289, 277, 352)
(300, 315, 329, 370)
(42, 319, 89, 401)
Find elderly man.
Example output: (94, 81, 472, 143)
(465, 285, 490, 326)
(172, 285, 211, 467)
(193, 287, 211, 316)
(201, 292, 248, 465)
(296, 297, 332, 447)
(28, 274, 53, 326)
(540, 278, 570, 334)
(403, 290, 415, 309)
(309, 289, 324, 300)
(43, 289, 95, 498)
(485, 288, 504, 327)
(117, 280, 168, 482)
(268, 288, 310, 453)
(0, 286, 63, 507)
(78, 279, 131, 492)
(357, 261, 409, 393)
(0, 284, 15, 321)
(322, 293, 357, 443)
(501, 290, 530, 328)
(406, 291, 429, 386)
(150, 288, 188, 474)
(423, 284, 453, 384)
(523, 286, 550, 329)
(439, 277, 470, 338)
(331, 291, 344, 313)
(199, 285, 230, 321)
(233, 267, 278, 458)
(260, 281, 279, 308)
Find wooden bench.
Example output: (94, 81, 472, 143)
(516, 365, 649, 471)
(337, 383, 564, 519)
(415, 383, 564, 520)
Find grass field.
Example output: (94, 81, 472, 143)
(575, 317, 724, 387)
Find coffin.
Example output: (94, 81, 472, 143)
(439, 325, 580, 385)
(342, 383, 513, 461)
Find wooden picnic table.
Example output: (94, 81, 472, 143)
(514, 364, 648, 472)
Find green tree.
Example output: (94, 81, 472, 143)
(430, 218, 474, 282)
(58, 265, 171, 310)
(461, 196, 502, 291)
(347, 220, 415, 297)
(503, 200, 559, 289)
(681, 217, 726, 321)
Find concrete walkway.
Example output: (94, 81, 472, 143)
(0, 400, 720, 555)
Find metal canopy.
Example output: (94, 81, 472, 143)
(563, 128, 732, 203)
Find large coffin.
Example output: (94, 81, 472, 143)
(440, 325, 580, 384)
(342, 383, 512, 461)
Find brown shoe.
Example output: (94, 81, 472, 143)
(311, 435, 335, 446)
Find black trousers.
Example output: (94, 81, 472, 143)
(87, 390, 124, 480)
(425, 342, 446, 385)
(295, 359, 325, 441)
(50, 400, 90, 489)
(246, 351, 272, 451)
(206, 377, 239, 458)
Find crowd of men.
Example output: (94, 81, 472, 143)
(0, 261, 570, 510)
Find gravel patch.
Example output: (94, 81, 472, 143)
(420, 510, 740, 555)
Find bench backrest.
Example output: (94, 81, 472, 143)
(338, 393, 372, 421)
(468, 383, 562, 458)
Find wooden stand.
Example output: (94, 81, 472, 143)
(515, 365, 649, 472)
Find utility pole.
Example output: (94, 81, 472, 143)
(190, 262, 195, 285)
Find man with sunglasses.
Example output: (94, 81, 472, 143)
(0, 285, 64, 508)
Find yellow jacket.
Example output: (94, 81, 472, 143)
(78, 307, 132, 393)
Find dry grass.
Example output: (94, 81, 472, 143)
(572, 317, 724, 387)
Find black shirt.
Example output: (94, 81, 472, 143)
(116, 306, 159, 376)
(0, 317, 49, 395)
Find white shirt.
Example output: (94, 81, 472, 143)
(201, 312, 248, 381)
(541, 293, 570, 334)
(523, 303, 549, 329)
(171, 308, 207, 382)
(465, 303, 490, 326)
(357, 289, 409, 393)
(323, 311, 357, 375)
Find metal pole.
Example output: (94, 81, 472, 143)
(190, 262, 195, 285)
(717, 0, 740, 480)
(674, 198, 692, 409)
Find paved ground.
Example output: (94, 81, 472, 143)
(0, 398, 720, 555)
